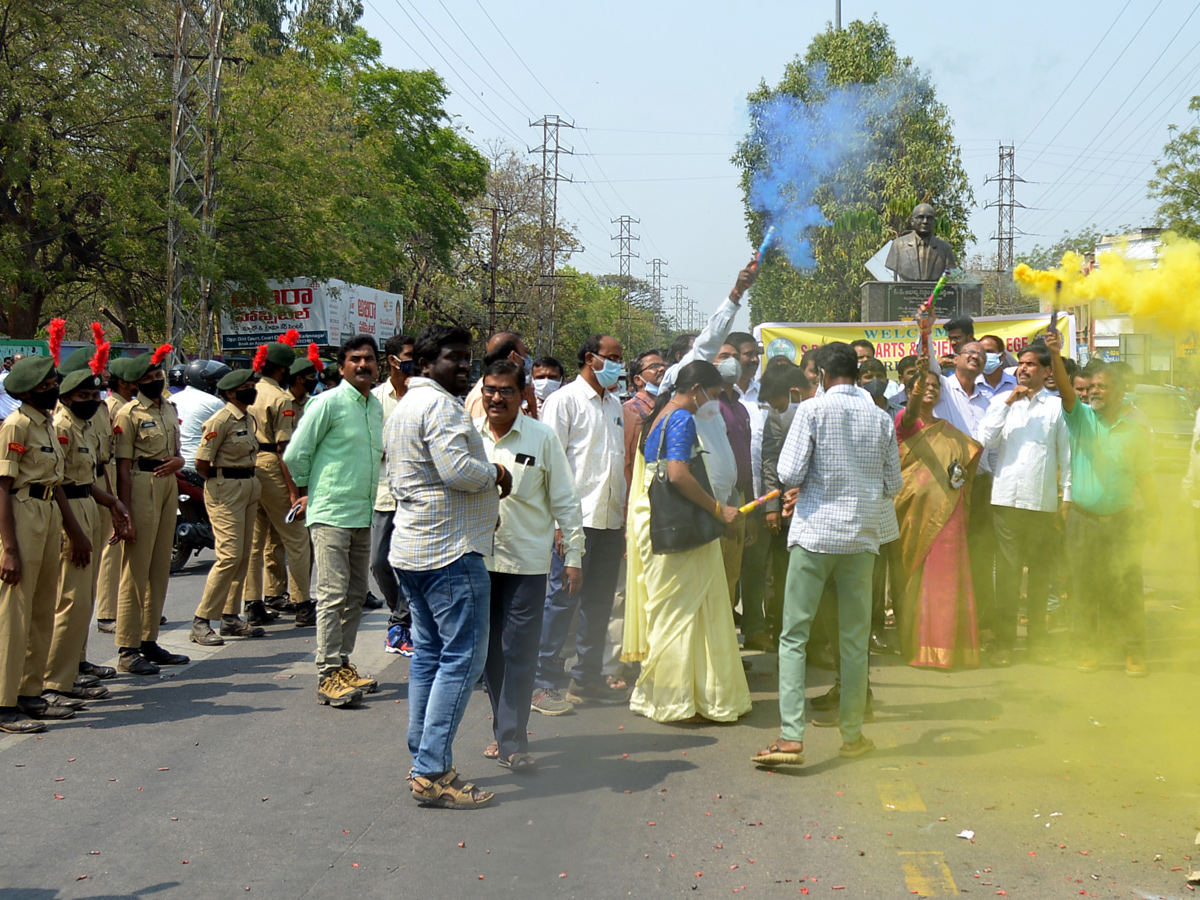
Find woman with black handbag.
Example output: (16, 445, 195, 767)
(621, 361, 752, 723)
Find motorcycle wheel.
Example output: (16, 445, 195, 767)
(171, 503, 200, 574)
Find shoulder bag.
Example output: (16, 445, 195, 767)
(647, 410, 727, 554)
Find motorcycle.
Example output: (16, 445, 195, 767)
(172, 468, 213, 573)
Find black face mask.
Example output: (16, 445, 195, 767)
(301, 378, 317, 395)
(139, 379, 165, 400)
(28, 387, 60, 411)
(398, 359, 414, 376)
(234, 387, 258, 405)
(70, 399, 102, 421)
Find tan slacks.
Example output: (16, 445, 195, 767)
(242, 455, 310, 606)
(263, 520, 289, 598)
(195, 475, 261, 620)
(0, 496, 62, 705)
(94, 462, 121, 623)
(45, 496, 102, 692)
(116, 471, 177, 649)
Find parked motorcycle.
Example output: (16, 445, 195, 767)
(172, 468, 213, 573)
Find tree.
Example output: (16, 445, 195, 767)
(734, 18, 974, 324)
(1149, 96, 1200, 241)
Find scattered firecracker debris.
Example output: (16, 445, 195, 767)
(54, 794, 64, 800)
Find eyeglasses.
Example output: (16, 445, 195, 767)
(595, 352, 624, 364)
(481, 385, 518, 399)
(641, 362, 666, 372)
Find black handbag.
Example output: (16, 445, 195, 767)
(647, 410, 727, 554)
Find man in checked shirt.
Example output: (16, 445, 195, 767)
(753, 342, 902, 769)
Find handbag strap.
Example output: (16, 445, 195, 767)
(652, 408, 681, 468)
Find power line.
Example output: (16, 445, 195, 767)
(472, 0, 567, 112)
(434, 0, 536, 118)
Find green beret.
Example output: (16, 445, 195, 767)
(265, 342, 296, 369)
(217, 368, 256, 392)
(124, 352, 162, 382)
(108, 357, 135, 382)
(59, 346, 93, 374)
(61, 369, 104, 395)
(289, 357, 316, 377)
(6, 356, 58, 394)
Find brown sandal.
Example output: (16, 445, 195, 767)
(410, 767, 495, 809)
(752, 739, 804, 767)
(483, 741, 499, 759)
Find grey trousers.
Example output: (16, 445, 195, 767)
(312, 524, 371, 677)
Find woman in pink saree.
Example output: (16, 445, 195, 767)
(893, 366, 982, 669)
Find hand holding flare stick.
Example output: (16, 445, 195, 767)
(738, 490, 781, 515)
(748, 225, 778, 272)
(1049, 279, 1061, 335)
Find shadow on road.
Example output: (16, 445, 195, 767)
(0, 884, 179, 900)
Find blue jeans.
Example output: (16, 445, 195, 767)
(395, 553, 491, 778)
(535, 527, 624, 692)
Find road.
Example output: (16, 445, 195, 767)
(1, 475, 1197, 900)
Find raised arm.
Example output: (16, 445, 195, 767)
(1043, 329, 1075, 413)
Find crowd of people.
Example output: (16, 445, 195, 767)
(0, 260, 1184, 811)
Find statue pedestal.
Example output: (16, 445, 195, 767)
(860, 281, 982, 322)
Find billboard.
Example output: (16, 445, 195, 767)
(220, 279, 403, 351)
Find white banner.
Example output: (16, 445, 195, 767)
(221, 279, 404, 351)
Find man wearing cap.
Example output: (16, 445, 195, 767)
(0, 356, 77, 732)
(190, 368, 266, 646)
(241, 342, 314, 627)
(42, 366, 130, 706)
(114, 347, 189, 675)
(94, 357, 138, 635)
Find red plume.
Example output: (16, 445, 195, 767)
(253, 344, 269, 373)
(150, 343, 173, 367)
(48, 318, 66, 367)
(279, 328, 300, 348)
(307, 343, 324, 373)
(91, 322, 106, 345)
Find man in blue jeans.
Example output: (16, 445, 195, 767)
(387, 325, 512, 810)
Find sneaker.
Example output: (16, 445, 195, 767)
(838, 736, 876, 759)
(1125, 654, 1148, 678)
(530, 688, 574, 716)
(1076, 652, 1100, 674)
(190, 619, 224, 646)
(566, 678, 629, 705)
(810, 684, 840, 711)
(317, 671, 363, 708)
(220, 616, 265, 638)
(810, 697, 875, 727)
(118, 651, 160, 676)
(385, 625, 414, 657)
(341, 663, 378, 695)
(140, 642, 190, 666)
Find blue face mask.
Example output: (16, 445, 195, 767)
(983, 352, 1002, 375)
(593, 357, 622, 389)
(644, 381, 660, 396)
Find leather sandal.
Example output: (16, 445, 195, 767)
(483, 741, 499, 759)
(752, 739, 804, 767)
(498, 753, 537, 773)
(410, 767, 495, 809)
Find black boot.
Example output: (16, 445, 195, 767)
(294, 601, 317, 628)
(245, 600, 278, 626)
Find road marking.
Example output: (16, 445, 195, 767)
(899, 851, 958, 897)
(878, 777, 926, 811)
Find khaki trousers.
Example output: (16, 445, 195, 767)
(45, 496, 102, 692)
(263, 520, 289, 598)
(311, 524, 370, 677)
(116, 471, 177, 649)
(195, 475, 261, 620)
(94, 461, 121, 622)
(0, 496, 62, 705)
(242, 455, 310, 606)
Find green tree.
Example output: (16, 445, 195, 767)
(1149, 96, 1200, 240)
(734, 17, 974, 324)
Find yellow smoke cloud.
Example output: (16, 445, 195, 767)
(1013, 233, 1200, 331)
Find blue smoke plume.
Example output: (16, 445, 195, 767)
(747, 65, 917, 270)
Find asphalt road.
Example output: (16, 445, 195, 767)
(1, 475, 1197, 900)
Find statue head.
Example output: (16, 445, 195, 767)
(910, 203, 936, 238)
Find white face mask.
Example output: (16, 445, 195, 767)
(717, 357, 741, 384)
(694, 388, 721, 422)
(532, 377, 561, 401)
(787, 401, 800, 416)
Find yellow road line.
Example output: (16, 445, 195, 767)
(878, 777, 927, 811)
(899, 851, 958, 897)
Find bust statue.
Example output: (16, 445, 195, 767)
(885, 203, 956, 281)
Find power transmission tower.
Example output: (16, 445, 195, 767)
(671, 284, 689, 332)
(166, 0, 224, 357)
(647, 258, 666, 344)
(984, 143, 1026, 278)
(530, 115, 573, 353)
(611, 216, 640, 349)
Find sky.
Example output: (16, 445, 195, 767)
(359, 0, 1200, 322)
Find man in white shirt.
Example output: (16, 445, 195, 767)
(175, 360, 230, 465)
(977, 341, 1070, 666)
(0, 354, 24, 421)
(477, 360, 584, 768)
(977, 334, 1019, 402)
(533, 334, 627, 711)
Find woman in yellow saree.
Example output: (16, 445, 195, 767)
(622, 361, 752, 723)
(893, 368, 983, 669)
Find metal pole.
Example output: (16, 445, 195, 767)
(835, 0, 841, 29)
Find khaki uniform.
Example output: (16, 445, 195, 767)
(94, 394, 125, 622)
(43, 406, 105, 693)
(194, 404, 262, 620)
(241, 377, 310, 607)
(0, 405, 65, 706)
(114, 394, 180, 650)
(262, 390, 309, 598)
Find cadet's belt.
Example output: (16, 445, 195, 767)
(62, 484, 93, 500)
(258, 442, 276, 452)
(218, 467, 255, 479)
(10, 483, 54, 501)
(136, 459, 166, 472)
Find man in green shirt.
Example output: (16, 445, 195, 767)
(284, 334, 385, 707)
(1045, 331, 1157, 677)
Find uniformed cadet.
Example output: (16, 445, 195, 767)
(113, 347, 188, 675)
(94, 357, 139, 636)
(0, 356, 74, 733)
(42, 366, 131, 706)
(189, 368, 266, 645)
(241, 342, 314, 627)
